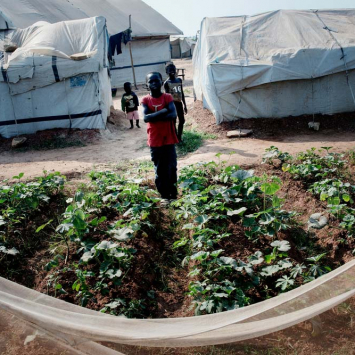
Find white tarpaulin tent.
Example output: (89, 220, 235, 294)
(65, 0, 183, 87)
(0, 16, 114, 138)
(193, 9, 355, 124)
(170, 36, 195, 59)
(0, 0, 183, 88)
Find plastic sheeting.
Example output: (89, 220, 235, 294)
(219, 67, 355, 121)
(66, 0, 182, 37)
(0, 259, 355, 354)
(0, 0, 182, 37)
(170, 37, 194, 59)
(0, 9, 15, 30)
(0, 17, 112, 138)
(193, 9, 355, 123)
(0, 0, 88, 29)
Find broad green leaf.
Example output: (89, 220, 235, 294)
(343, 194, 351, 202)
(276, 276, 294, 291)
(89, 217, 99, 227)
(35, 219, 53, 233)
(106, 269, 123, 279)
(56, 223, 73, 233)
(227, 207, 247, 216)
(210, 249, 224, 258)
(75, 191, 85, 203)
(306, 253, 326, 263)
(81, 251, 95, 262)
(173, 238, 189, 248)
(290, 264, 306, 278)
(191, 251, 209, 261)
(213, 293, 228, 298)
(328, 196, 341, 206)
(109, 227, 134, 241)
(260, 265, 280, 276)
(96, 241, 117, 250)
(105, 301, 122, 309)
(259, 213, 275, 225)
(278, 259, 293, 269)
(194, 215, 210, 225)
(248, 251, 264, 265)
(271, 240, 291, 252)
(231, 170, 254, 181)
(219, 256, 237, 266)
(0, 247, 19, 255)
(188, 268, 201, 277)
(264, 253, 275, 264)
(98, 216, 107, 224)
(320, 193, 328, 201)
(260, 182, 280, 195)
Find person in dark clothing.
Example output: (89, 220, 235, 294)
(142, 72, 178, 204)
(164, 63, 187, 142)
(121, 82, 140, 129)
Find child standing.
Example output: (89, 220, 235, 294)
(142, 72, 178, 203)
(121, 82, 140, 129)
(164, 63, 187, 142)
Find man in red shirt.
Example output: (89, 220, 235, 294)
(142, 72, 178, 203)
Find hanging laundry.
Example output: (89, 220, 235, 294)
(109, 32, 123, 58)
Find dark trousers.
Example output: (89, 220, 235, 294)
(174, 101, 185, 141)
(150, 144, 178, 199)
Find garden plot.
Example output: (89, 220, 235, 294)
(0, 147, 355, 319)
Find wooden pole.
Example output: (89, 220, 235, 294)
(128, 15, 138, 90)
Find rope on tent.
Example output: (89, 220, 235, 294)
(231, 15, 247, 133)
(311, 78, 315, 125)
(63, 78, 73, 130)
(313, 10, 355, 109)
(90, 72, 106, 130)
(2, 63, 20, 137)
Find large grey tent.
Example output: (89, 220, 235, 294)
(0, 0, 183, 87)
(170, 36, 196, 59)
(193, 9, 355, 124)
(0, 16, 114, 138)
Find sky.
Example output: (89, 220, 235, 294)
(144, 0, 355, 36)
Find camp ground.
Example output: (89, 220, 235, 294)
(1, 2, 355, 355)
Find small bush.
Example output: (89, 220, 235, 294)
(177, 130, 216, 157)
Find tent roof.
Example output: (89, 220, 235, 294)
(0, 0, 88, 29)
(67, 0, 183, 37)
(0, 0, 182, 37)
(0, 9, 15, 30)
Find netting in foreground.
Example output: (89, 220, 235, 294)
(1, 259, 355, 355)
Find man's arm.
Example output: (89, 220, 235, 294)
(121, 96, 125, 112)
(180, 79, 188, 114)
(143, 102, 177, 123)
(134, 94, 139, 107)
(164, 81, 170, 94)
